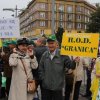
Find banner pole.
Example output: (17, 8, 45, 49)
(70, 62, 78, 100)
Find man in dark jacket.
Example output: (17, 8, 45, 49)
(33, 37, 48, 80)
(38, 34, 79, 100)
(34, 37, 48, 63)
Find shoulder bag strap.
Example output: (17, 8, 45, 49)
(20, 58, 28, 79)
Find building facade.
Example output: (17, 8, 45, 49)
(19, 0, 96, 38)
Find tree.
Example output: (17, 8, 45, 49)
(86, 7, 100, 33)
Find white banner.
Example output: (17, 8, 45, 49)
(0, 18, 20, 38)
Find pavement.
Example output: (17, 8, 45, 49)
(0, 96, 89, 100)
(79, 85, 88, 100)
(79, 95, 88, 100)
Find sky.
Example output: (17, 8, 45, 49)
(0, 0, 100, 18)
(0, 0, 31, 18)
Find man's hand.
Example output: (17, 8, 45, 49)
(13, 48, 17, 53)
(74, 57, 80, 63)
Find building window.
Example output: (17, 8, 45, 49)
(77, 6, 81, 12)
(54, 4, 56, 11)
(77, 23, 81, 29)
(67, 6, 73, 13)
(85, 16, 87, 22)
(85, 24, 87, 29)
(40, 21, 45, 26)
(85, 8, 88, 14)
(59, 5, 64, 12)
(88, 17, 90, 22)
(67, 23, 73, 29)
(32, 22, 35, 27)
(40, 30, 44, 35)
(40, 3, 46, 9)
(87, 10, 90, 15)
(60, 14, 63, 20)
(77, 15, 81, 20)
(81, 7, 84, 13)
(67, 14, 73, 21)
(40, 12, 45, 18)
(85, 16, 90, 23)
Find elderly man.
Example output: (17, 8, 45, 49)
(34, 37, 48, 81)
(38, 34, 79, 100)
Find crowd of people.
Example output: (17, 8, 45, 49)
(0, 34, 99, 100)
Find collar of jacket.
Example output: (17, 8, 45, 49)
(13, 51, 30, 59)
(46, 49, 60, 58)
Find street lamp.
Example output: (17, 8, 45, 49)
(51, 0, 55, 34)
(58, 7, 64, 28)
(3, 5, 24, 17)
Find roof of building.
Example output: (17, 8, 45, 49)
(64, 0, 96, 9)
(19, 0, 96, 17)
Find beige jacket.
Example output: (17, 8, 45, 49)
(74, 57, 91, 81)
(8, 52, 38, 100)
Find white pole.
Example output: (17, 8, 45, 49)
(15, 5, 18, 18)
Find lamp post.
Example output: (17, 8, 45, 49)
(3, 5, 23, 17)
(51, 0, 55, 34)
(59, 7, 64, 28)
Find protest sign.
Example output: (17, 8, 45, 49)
(0, 18, 20, 38)
(61, 33, 99, 58)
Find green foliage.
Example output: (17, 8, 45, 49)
(86, 7, 100, 33)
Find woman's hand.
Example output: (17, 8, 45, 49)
(27, 49, 34, 59)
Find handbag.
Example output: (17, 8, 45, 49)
(20, 59, 37, 94)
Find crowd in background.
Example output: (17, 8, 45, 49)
(0, 35, 99, 100)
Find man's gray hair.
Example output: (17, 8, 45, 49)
(38, 37, 46, 46)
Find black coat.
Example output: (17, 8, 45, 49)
(34, 46, 48, 63)
(33, 46, 48, 80)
